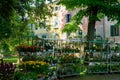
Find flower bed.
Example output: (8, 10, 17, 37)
(21, 53, 83, 78)
(19, 61, 49, 75)
(21, 53, 81, 64)
(16, 44, 43, 52)
(14, 71, 38, 80)
(58, 54, 81, 63)
(111, 54, 120, 61)
(110, 63, 120, 72)
(88, 63, 108, 73)
(111, 44, 120, 52)
(57, 63, 82, 77)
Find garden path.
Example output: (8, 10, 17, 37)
(60, 74, 120, 80)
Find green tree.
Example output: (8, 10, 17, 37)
(0, 0, 52, 54)
(62, 21, 80, 38)
(0, 0, 18, 40)
(58, 0, 120, 41)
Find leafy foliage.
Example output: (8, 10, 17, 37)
(19, 61, 49, 74)
(0, 62, 16, 80)
(0, 0, 52, 54)
(14, 71, 38, 80)
(0, 17, 12, 40)
(58, 0, 120, 41)
(62, 21, 80, 35)
(0, 0, 19, 40)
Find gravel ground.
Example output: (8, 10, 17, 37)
(60, 74, 120, 80)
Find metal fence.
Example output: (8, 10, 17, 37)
(20, 38, 120, 78)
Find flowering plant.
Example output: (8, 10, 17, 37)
(58, 54, 80, 63)
(16, 44, 42, 52)
(0, 62, 16, 80)
(19, 61, 49, 75)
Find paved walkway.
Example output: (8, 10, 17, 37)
(60, 74, 120, 80)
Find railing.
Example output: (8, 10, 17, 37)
(84, 41, 120, 74)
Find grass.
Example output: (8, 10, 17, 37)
(60, 74, 120, 80)
(3, 57, 18, 63)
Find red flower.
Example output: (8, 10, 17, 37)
(30, 46, 35, 52)
(25, 46, 29, 49)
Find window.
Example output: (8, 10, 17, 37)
(39, 22, 46, 29)
(65, 14, 71, 23)
(110, 25, 119, 36)
(59, 6, 61, 10)
(42, 34, 47, 38)
(46, 0, 51, 3)
(54, 6, 60, 11)
(54, 18, 59, 28)
(42, 26, 46, 29)
(35, 27, 38, 30)
(55, 7, 58, 11)
(78, 30, 82, 35)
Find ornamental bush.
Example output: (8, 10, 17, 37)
(0, 61, 16, 80)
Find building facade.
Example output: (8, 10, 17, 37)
(33, 0, 120, 43)
(95, 17, 120, 43)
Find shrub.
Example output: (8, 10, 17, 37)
(0, 61, 16, 80)
(14, 71, 38, 80)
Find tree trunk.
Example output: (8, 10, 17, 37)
(87, 6, 98, 41)
(87, 19, 96, 41)
(85, 7, 98, 60)
(85, 19, 96, 60)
